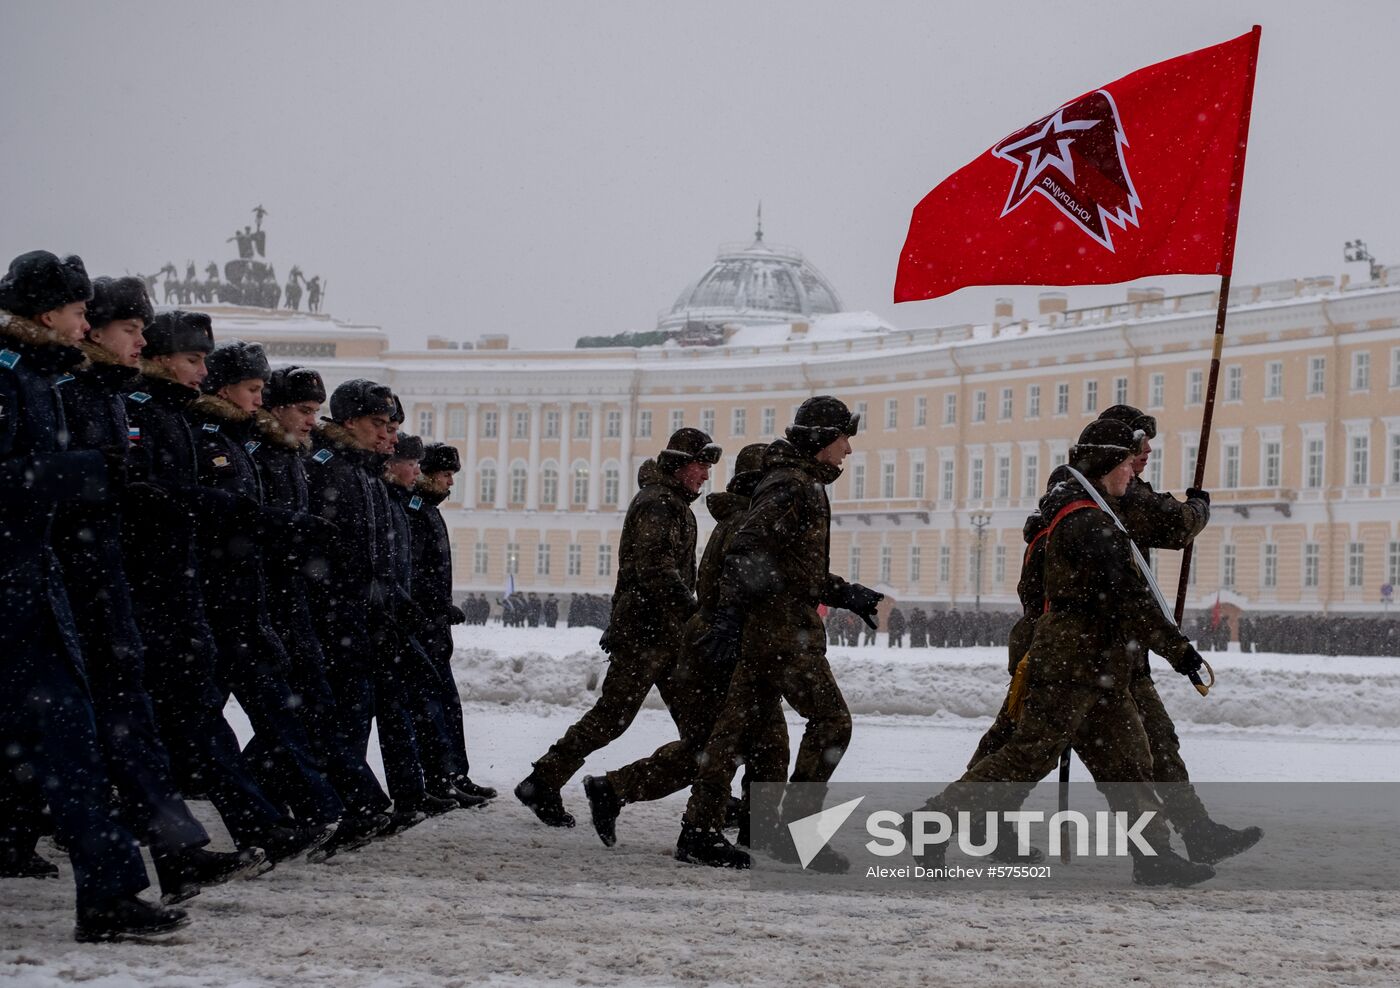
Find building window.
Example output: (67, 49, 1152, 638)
(852, 463, 866, 500)
(1392, 347, 1400, 388)
(879, 545, 892, 584)
(536, 542, 551, 576)
(1350, 433, 1370, 486)
(1347, 543, 1365, 588)
(1147, 452, 1163, 490)
(849, 546, 862, 581)
(544, 409, 560, 439)
(996, 455, 1011, 499)
(542, 463, 559, 506)
(1051, 449, 1068, 471)
(1222, 443, 1240, 489)
(938, 545, 951, 583)
(1187, 369, 1204, 405)
(574, 410, 591, 439)
(483, 410, 499, 439)
(478, 463, 497, 505)
(605, 410, 621, 438)
(509, 463, 527, 503)
(761, 407, 776, 436)
(1265, 361, 1283, 399)
(418, 410, 434, 438)
(1221, 544, 1236, 588)
(884, 398, 898, 430)
(669, 409, 684, 434)
(882, 461, 896, 499)
(1148, 373, 1164, 409)
(1303, 543, 1321, 588)
(1225, 365, 1242, 402)
(856, 402, 868, 426)
(603, 466, 620, 505)
(567, 543, 581, 576)
(701, 409, 715, 435)
(1305, 438, 1325, 488)
(1182, 443, 1199, 489)
(1027, 384, 1041, 419)
(1308, 356, 1327, 395)
(448, 407, 467, 438)
(636, 409, 652, 439)
(1023, 454, 1039, 498)
(513, 410, 529, 439)
(944, 393, 957, 425)
(1388, 540, 1400, 587)
(1262, 544, 1278, 589)
(1055, 382, 1069, 416)
(597, 544, 613, 577)
(912, 461, 926, 499)
(1113, 376, 1129, 406)
(1391, 432, 1400, 484)
(940, 460, 955, 501)
(910, 545, 922, 583)
(1084, 380, 1098, 413)
(994, 544, 1007, 585)
(505, 542, 519, 576)
(473, 542, 488, 576)
(572, 463, 589, 505)
(973, 390, 986, 423)
(915, 396, 928, 427)
(999, 388, 1013, 420)
(1262, 440, 1281, 487)
(970, 456, 984, 500)
(1352, 351, 1371, 391)
(732, 408, 746, 437)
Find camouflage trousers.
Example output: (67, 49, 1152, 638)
(683, 639, 851, 831)
(968, 667, 1209, 831)
(925, 680, 1172, 850)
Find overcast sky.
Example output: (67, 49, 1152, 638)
(3, 1, 1397, 349)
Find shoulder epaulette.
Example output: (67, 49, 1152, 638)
(408, 495, 423, 510)
(127, 391, 152, 403)
(0, 350, 20, 369)
(312, 448, 335, 464)
(244, 440, 262, 455)
(202, 422, 220, 433)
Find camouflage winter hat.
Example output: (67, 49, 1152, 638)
(1069, 419, 1138, 478)
(1098, 404, 1157, 449)
(658, 427, 721, 473)
(786, 395, 859, 456)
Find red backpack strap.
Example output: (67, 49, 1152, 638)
(1029, 499, 1100, 614)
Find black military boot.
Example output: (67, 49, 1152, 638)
(675, 823, 751, 870)
(514, 771, 575, 828)
(383, 793, 456, 836)
(722, 795, 744, 830)
(453, 775, 498, 801)
(258, 821, 336, 863)
(428, 782, 491, 810)
(311, 811, 392, 861)
(153, 846, 271, 904)
(582, 775, 623, 847)
(0, 847, 59, 879)
(74, 895, 190, 943)
(1182, 819, 1263, 865)
(1131, 846, 1216, 887)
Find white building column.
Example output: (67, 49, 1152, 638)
(494, 400, 509, 510)
(462, 401, 479, 510)
(587, 400, 603, 511)
(618, 401, 634, 505)
(556, 400, 572, 511)
(432, 400, 446, 441)
(525, 400, 542, 511)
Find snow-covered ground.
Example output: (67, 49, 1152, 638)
(3, 627, 1398, 987)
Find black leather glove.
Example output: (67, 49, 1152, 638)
(447, 604, 467, 625)
(696, 607, 744, 668)
(1185, 487, 1210, 505)
(836, 583, 884, 630)
(1170, 643, 1205, 678)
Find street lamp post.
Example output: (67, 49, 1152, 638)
(970, 512, 992, 612)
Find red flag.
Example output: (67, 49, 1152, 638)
(1211, 592, 1223, 630)
(895, 27, 1261, 302)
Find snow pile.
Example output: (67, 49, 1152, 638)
(451, 627, 1400, 739)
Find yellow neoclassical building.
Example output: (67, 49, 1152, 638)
(206, 230, 1400, 616)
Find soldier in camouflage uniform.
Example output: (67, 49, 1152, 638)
(516, 428, 720, 828)
(676, 397, 882, 870)
(582, 444, 789, 847)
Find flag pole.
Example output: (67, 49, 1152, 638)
(1172, 24, 1262, 628)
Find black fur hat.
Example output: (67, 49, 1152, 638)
(87, 276, 154, 330)
(263, 365, 326, 407)
(657, 427, 721, 473)
(390, 433, 425, 461)
(389, 393, 405, 425)
(329, 378, 395, 423)
(0, 251, 92, 318)
(203, 339, 271, 393)
(143, 310, 214, 356)
(786, 394, 859, 456)
(1070, 419, 1138, 479)
(421, 442, 462, 474)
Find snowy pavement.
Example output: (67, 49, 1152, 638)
(3, 628, 1399, 987)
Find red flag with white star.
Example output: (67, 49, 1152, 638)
(894, 27, 1260, 302)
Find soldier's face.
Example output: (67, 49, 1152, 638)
(88, 317, 146, 366)
(676, 460, 710, 493)
(38, 301, 90, 345)
(422, 470, 453, 495)
(1132, 438, 1152, 476)
(343, 413, 391, 451)
(1104, 457, 1135, 497)
(218, 378, 265, 413)
(271, 400, 320, 441)
(386, 458, 421, 487)
(152, 351, 208, 388)
(379, 421, 400, 454)
(815, 434, 853, 467)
